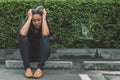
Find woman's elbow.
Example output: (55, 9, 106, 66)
(20, 31, 27, 37)
(42, 32, 50, 37)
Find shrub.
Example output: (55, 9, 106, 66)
(0, 1, 120, 48)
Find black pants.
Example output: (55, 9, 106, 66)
(19, 36, 50, 70)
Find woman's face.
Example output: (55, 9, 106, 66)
(32, 14, 42, 29)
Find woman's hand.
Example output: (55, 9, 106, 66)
(42, 9, 47, 19)
(27, 9, 32, 19)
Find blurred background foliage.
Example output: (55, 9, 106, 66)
(0, 0, 120, 48)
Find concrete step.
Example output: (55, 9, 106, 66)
(1, 49, 120, 61)
(5, 60, 72, 69)
(84, 61, 120, 70)
(3, 49, 96, 60)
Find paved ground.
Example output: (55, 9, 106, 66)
(0, 61, 120, 80)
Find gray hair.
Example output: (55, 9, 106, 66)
(32, 6, 44, 15)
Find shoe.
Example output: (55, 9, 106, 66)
(33, 68, 43, 78)
(25, 68, 33, 78)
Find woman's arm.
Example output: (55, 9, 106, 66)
(20, 9, 32, 36)
(42, 9, 50, 36)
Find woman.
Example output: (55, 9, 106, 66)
(19, 6, 50, 78)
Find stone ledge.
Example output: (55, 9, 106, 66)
(84, 61, 120, 70)
(5, 60, 73, 69)
(1, 49, 120, 60)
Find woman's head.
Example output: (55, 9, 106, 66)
(32, 14, 42, 29)
(31, 6, 44, 29)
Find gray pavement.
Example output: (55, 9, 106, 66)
(0, 63, 80, 80)
(1, 49, 120, 80)
(0, 61, 120, 80)
(0, 68, 80, 80)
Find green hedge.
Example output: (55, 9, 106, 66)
(0, 1, 120, 48)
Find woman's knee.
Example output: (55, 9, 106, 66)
(39, 36, 49, 51)
(19, 36, 29, 42)
(19, 36, 29, 46)
(41, 36, 49, 46)
(41, 35, 49, 39)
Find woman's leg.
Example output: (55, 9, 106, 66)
(29, 41, 39, 62)
(19, 36, 30, 70)
(37, 36, 50, 70)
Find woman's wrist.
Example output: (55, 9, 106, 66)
(28, 16, 32, 20)
(42, 18, 46, 23)
(42, 20, 46, 23)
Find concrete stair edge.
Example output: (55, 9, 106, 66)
(5, 60, 73, 69)
(84, 61, 120, 70)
